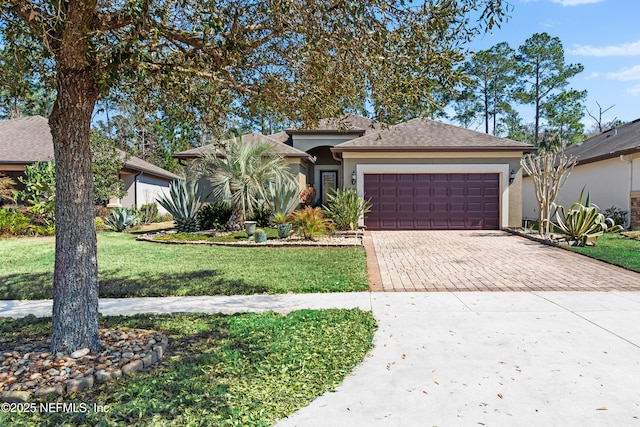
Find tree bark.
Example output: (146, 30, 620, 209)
(49, 0, 102, 354)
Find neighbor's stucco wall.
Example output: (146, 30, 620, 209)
(341, 152, 525, 228)
(120, 172, 136, 209)
(136, 174, 172, 214)
(522, 156, 632, 225)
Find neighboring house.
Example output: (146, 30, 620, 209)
(0, 115, 181, 213)
(177, 114, 536, 230)
(523, 118, 640, 230)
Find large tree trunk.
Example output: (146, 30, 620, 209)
(49, 0, 101, 354)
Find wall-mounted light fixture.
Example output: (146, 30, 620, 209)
(509, 169, 516, 184)
(351, 170, 357, 185)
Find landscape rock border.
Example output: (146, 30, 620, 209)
(0, 329, 168, 403)
(136, 230, 364, 247)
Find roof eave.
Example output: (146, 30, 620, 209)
(332, 145, 538, 154)
(285, 129, 365, 137)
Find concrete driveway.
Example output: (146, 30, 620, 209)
(277, 291, 640, 427)
(367, 230, 640, 292)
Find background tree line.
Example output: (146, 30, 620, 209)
(450, 32, 622, 150)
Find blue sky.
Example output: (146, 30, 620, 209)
(465, 0, 640, 129)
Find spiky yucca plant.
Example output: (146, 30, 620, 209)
(156, 180, 203, 232)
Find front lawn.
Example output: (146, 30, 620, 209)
(0, 309, 376, 426)
(0, 232, 368, 300)
(566, 233, 640, 273)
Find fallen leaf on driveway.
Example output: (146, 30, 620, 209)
(596, 408, 608, 411)
(497, 393, 503, 399)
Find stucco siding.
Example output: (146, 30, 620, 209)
(522, 157, 632, 226)
(136, 175, 172, 214)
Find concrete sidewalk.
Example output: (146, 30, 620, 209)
(2, 291, 640, 426)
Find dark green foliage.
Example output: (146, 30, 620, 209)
(250, 202, 273, 228)
(103, 207, 140, 232)
(17, 160, 56, 227)
(138, 203, 159, 224)
(197, 201, 232, 230)
(90, 128, 127, 205)
(603, 206, 628, 230)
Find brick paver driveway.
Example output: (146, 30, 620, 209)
(368, 230, 640, 292)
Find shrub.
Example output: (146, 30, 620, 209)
(139, 203, 159, 224)
(300, 185, 316, 207)
(250, 202, 273, 227)
(17, 160, 56, 227)
(0, 174, 16, 205)
(603, 206, 628, 230)
(289, 206, 334, 240)
(95, 216, 105, 230)
(0, 207, 31, 236)
(156, 180, 204, 233)
(322, 189, 371, 231)
(197, 201, 233, 230)
(553, 193, 623, 246)
(95, 205, 111, 218)
(104, 207, 140, 232)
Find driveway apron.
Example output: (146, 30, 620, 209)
(276, 291, 640, 427)
(369, 230, 640, 292)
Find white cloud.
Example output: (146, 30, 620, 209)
(550, 0, 605, 5)
(628, 84, 640, 96)
(603, 65, 640, 81)
(569, 40, 640, 56)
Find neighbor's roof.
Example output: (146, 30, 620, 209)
(174, 132, 315, 161)
(286, 114, 382, 136)
(332, 118, 537, 153)
(0, 115, 180, 181)
(562, 118, 640, 165)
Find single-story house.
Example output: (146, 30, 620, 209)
(0, 115, 181, 213)
(522, 118, 640, 229)
(177, 114, 536, 230)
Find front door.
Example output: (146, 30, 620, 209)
(320, 170, 338, 205)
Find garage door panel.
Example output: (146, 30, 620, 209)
(364, 173, 500, 230)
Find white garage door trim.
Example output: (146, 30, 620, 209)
(355, 163, 510, 229)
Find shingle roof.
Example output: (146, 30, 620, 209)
(286, 114, 382, 136)
(174, 132, 314, 161)
(562, 118, 640, 165)
(0, 116, 180, 181)
(332, 118, 536, 152)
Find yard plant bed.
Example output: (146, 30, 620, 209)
(140, 228, 364, 246)
(0, 233, 368, 300)
(0, 309, 376, 426)
(565, 232, 640, 273)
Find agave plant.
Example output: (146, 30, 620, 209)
(552, 192, 623, 246)
(103, 207, 140, 232)
(322, 189, 371, 231)
(156, 180, 204, 232)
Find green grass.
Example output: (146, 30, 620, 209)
(566, 233, 640, 273)
(0, 309, 377, 426)
(0, 232, 368, 300)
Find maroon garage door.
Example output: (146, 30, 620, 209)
(364, 173, 500, 230)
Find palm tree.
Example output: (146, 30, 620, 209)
(199, 137, 297, 229)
